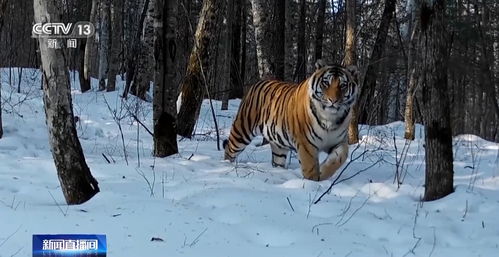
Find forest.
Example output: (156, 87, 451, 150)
(0, 0, 498, 256)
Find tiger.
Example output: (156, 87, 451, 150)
(223, 60, 359, 181)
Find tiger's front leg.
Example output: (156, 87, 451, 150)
(270, 142, 289, 168)
(297, 143, 320, 181)
(319, 142, 348, 180)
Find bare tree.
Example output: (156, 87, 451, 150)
(418, 0, 454, 201)
(356, 0, 397, 127)
(107, 0, 123, 92)
(0, 0, 7, 138)
(0, 0, 7, 139)
(98, 0, 111, 91)
(274, 0, 285, 80)
(82, 0, 98, 93)
(345, 0, 358, 144)
(176, 0, 225, 137)
(132, 0, 155, 100)
(34, 0, 99, 204)
(314, 0, 326, 62)
(153, 0, 178, 157)
(293, 0, 306, 82)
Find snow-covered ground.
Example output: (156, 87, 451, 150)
(1, 68, 498, 257)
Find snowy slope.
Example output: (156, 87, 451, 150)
(1, 68, 498, 257)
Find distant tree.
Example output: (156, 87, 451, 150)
(356, 0, 397, 127)
(417, 0, 454, 201)
(274, 0, 285, 80)
(98, 0, 111, 91)
(0, 0, 6, 139)
(34, 0, 100, 204)
(345, 0, 358, 144)
(82, 0, 98, 93)
(107, 0, 123, 92)
(122, 0, 151, 99)
(176, 0, 225, 137)
(314, 0, 326, 62)
(404, 0, 419, 140)
(132, 0, 155, 100)
(153, 0, 178, 157)
(78, 1, 92, 93)
(250, 0, 276, 79)
(293, 0, 306, 82)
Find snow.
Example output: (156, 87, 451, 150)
(1, 68, 499, 257)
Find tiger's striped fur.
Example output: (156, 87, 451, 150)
(224, 62, 359, 181)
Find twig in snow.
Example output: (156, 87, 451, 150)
(103, 96, 129, 165)
(186, 228, 208, 247)
(336, 194, 371, 227)
(286, 197, 295, 212)
(48, 190, 68, 217)
(0, 225, 22, 248)
(429, 227, 436, 257)
(404, 199, 423, 257)
(136, 168, 155, 197)
(311, 223, 333, 235)
(462, 200, 468, 221)
(102, 153, 111, 164)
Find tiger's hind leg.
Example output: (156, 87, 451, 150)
(319, 142, 348, 180)
(270, 142, 289, 168)
(223, 126, 255, 162)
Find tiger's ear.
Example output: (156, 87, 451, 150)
(315, 59, 327, 70)
(345, 65, 359, 82)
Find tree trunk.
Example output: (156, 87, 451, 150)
(107, 0, 122, 92)
(221, 0, 234, 110)
(419, 0, 454, 201)
(34, 0, 100, 205)
(98, 0, 111, 91)
(176, 0, 225, 138)
(230, 0, 243, 98)
(132, 0, 155, 100)
(293, 0, 306, 82)
(78, 0, 92, 93)
(153, 0, 178, 157)
(345, 0, 358, 144)
(0, 0, 6, 139)
(314, 0, 326, 62)
(240, 1, 247, 88)
(274, 0, 285, 80)
(250, 0, 275, 79)
(123, 0, 151, 99)
(404, 1, 419, 140)
(82, 0, 98, 92)
(356, 0, 396, 125)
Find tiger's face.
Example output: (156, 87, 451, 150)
(309, 61, 359, 112)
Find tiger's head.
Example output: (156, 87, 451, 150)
(308, 60, 359, 113)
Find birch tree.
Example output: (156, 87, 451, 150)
(176, 0, 225, 137)
(249, 0, 275, 79)
(34, 0, 100, 204)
